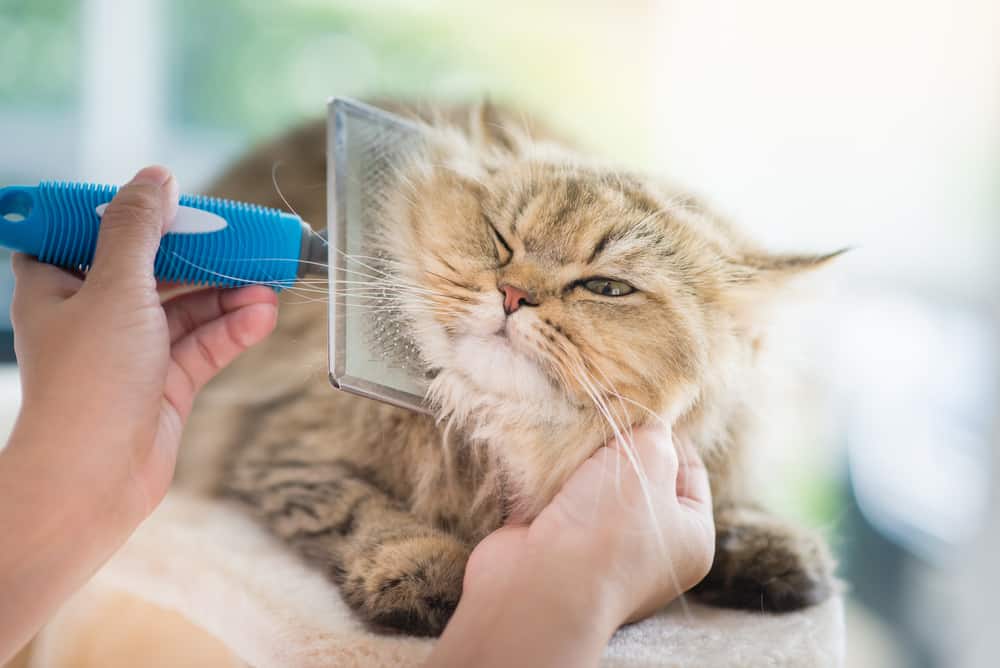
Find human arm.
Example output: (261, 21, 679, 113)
(0, 166, 279, 661)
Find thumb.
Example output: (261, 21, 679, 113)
(87, 165, 179, 290)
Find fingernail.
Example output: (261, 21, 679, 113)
(129, 165, 172, 187)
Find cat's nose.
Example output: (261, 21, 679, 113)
(498, 283, 536, 314)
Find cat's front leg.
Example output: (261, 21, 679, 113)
(692, 504, 836, 612)
(336, 507, 470, 636)
(222, 457, 468, 636)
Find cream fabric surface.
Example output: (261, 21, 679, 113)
(34, 492, 844, 668)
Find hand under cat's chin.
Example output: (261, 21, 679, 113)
(461, 426, 714, 635)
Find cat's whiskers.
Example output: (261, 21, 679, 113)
(545, 338, 673, 563)
(271, 160, 302, 219)
(545, 361, 612, 526)
(535, 335, 628, 466)
(331, 286, 433, 297)
(158, 252, 456, 314)
(163, 252, 342, 298)
(538, 323, 634, 452)
(332, 267, 456, 302)
(336, 250, 414, 267)
(281, 295, 332, 305)
(340, 305, 458, 317)
(335, 256, 471, 305)
(576, 360, 696, 620)
(221, 257, 331, 272)
(559, 361, 632, 524)
(335, 265, 432, 292)
(271, 159, 332, 256)
(577, 363, 694, 621)
(587, 364, 678, 505)
(333, 247, 412, 283)
(584, 361, 639, 443)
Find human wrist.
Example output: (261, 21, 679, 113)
(443, 551, 620, 668)
(6, 407, 145, 543)
(0, 426, 141, 662)
(482, 532, 627, 639)
(522, 522, 634, 628)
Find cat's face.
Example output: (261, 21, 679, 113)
(372, 130, 835, 438)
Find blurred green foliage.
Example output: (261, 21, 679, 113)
(0, 1, 652, 162)
(166, 0, 651, 160)
(0, 0, 79, 111)
(169, 0, 509, 138)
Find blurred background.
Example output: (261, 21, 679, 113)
(0, 1, 997, 666)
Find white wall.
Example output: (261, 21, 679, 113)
(651, 0, 1000, 297)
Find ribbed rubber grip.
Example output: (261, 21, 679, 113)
(0, 181, 307, 290)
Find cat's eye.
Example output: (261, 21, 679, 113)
(581, 278, 635, 297)
(488, 220, 513, 266)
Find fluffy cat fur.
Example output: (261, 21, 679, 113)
(177, 100, 837, 636)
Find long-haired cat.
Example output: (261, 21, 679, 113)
(177, 101, 836, 636)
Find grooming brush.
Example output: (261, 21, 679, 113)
(0, 98, 431, 412)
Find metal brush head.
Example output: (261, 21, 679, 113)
(327, 98, 432, 413)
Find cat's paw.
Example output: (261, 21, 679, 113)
(341, 534, 468, 636)
(692, 506, 835, 613)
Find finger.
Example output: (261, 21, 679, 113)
(87, 165, 179, 290)
(674, 435, 712, 509)
(620, 423, 678, 483)
(164, 285, 278, 344)
(10, 252, 84, 305)
(164, 300, 278, 420)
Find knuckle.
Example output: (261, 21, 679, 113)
(121, 182, 163, 206)
(104, 186, 162, 223)
(690, 522, 717, 580)
(633, 438, 676, 482)
(173, 305, 198, 339)
(193, 332, 222, 373)
(104, 199, 159, 225)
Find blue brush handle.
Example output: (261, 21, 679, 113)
(0, 181, 313, 289)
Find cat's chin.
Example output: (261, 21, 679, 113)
(450, 333, 562, 405)
(425, 333, 583, 440)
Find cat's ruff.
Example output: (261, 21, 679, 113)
(33, 491, 845, 668)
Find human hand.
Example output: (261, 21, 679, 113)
(427, 425, 713, 667)
(465, 425, 714, 639)
(9, 165, 278, 534)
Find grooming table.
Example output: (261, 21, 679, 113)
(32, 492, 844, 667)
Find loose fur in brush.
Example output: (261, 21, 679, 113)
(177, 101, 837, 636)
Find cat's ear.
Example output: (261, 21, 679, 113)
(720, 248, 848, 325)
(725, 248, 850, 294)
(732, 248, 849, 280)
(469, 100, 522, 154)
